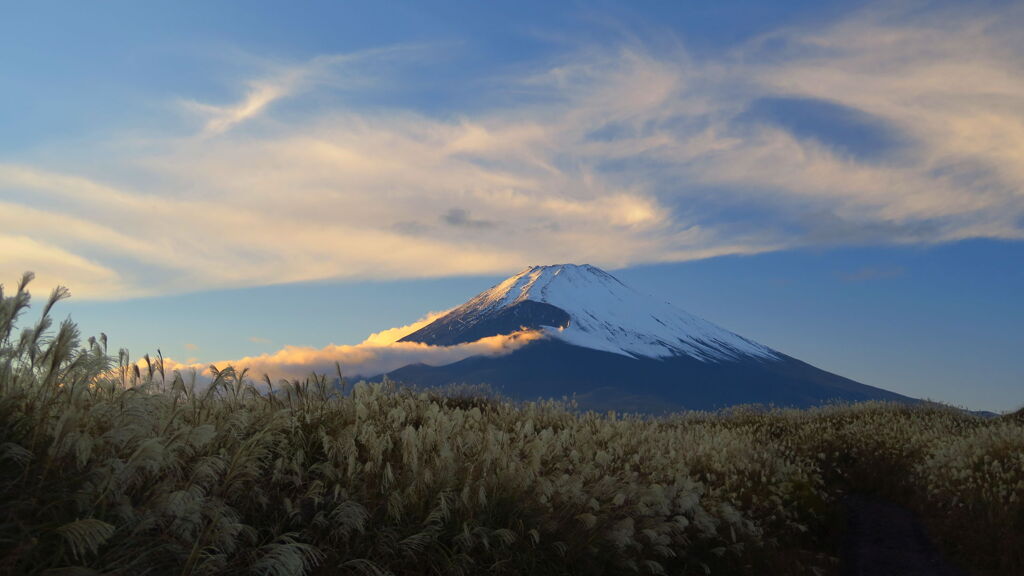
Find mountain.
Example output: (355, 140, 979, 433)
(385, 264, 913, 412)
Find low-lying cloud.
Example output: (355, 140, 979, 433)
(162, 312, 547, 382)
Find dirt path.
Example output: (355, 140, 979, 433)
(840, 494, 967, 576)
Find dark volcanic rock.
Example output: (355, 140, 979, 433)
(376, 264, 917, 413)
(401, 300, 569, 346)
(384, 339, 913, 413)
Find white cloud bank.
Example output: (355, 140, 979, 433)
(2, 2, 1023, 300)
(162, 311, 546, 382)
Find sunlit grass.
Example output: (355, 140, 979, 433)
(1, 274, 1020, 575)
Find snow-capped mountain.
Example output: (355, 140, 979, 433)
(401, 264, 776, 361)
(390, 264, 913, 412)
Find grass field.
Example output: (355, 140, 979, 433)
(2, 274, 1021, 575)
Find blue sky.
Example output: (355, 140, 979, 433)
(2, 1, 1023, 411)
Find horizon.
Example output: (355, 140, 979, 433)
(56, 244, 1024, 413)
(3, 1, 1024, 412)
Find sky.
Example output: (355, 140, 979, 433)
(2, 1, 1023, 411)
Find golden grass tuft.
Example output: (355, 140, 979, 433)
(1, 274, 1020, 575)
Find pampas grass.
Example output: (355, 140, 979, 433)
(1, 274, 1020, 575)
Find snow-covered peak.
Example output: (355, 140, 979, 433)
(473, 264, 624, 308)
(451, 264, 778, 361)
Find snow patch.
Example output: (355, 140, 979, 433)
(446, 264, 779, 361)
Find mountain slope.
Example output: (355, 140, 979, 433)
(401, 264, 775, 361)
(390, 264, 914, 412)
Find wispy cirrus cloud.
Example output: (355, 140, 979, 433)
(184, 81, 291, 137)
(181, 46, 422, 137)
(2, 2, 1022, 300)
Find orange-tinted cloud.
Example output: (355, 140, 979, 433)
(161, 320, 545, 383)
(357, 309, 450, 346)
(5, 4, 1024, 301)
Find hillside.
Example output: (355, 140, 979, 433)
(2, 277, 1022, 575)
(392, 264, 914, 411)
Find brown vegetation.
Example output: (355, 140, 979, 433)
(1, 274, 1021, 575)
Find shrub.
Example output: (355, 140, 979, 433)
(1, 274, 1020, 575)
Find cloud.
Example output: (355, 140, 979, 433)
(358, 310, 450, 346)
(740, 96, 909, 161)
(184, 81, 291, 137)
(2, 3, 1023, 300)
(181, 47, 416, 137)
(164, 324, 545, 382)
(248, 336, 272, 344)
(441, 208, 495, 229)
(0, 234, 129, 299)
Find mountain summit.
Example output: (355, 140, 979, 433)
(391, 264, 912, 412)
(401, 264, 776, 361)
